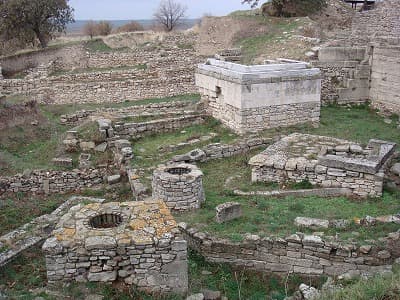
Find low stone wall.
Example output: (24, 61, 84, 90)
(180, 224, 400, 277)
(60, 100, 199, 125)
(0, 169, 104, 194)
(2, 68, 196, 104)
(113, 115, 206, 139)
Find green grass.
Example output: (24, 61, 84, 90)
(176, 152, 400, 242)
(0, 94, 199, 175)
(49, 64, 147, 77)
(0, 193, 66, 235)
(261, 104, 400, 146)
(233, 17, 306, 64)
(318, 265, 400, 300)
(84, 39, 130, 53)
(132, 117, 237, 170)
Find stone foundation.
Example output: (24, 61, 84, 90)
(42, 200, 188, 294)
(152, 163, 205, 211)
(249, 133, 396, 198)
(180, 224, 400, 278)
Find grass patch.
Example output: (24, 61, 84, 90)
(0, 193, 66, 235)
(84, 39, 129, 53)
(234, 17, 305, 64)
(318, 266, 400, 300)
(132, 117, 237, 170)
(260, 104, 400, 146)
(176, 152, 400, 242)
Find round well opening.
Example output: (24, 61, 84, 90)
(166, 167, 191, 175)
(89, 213, 123, 229)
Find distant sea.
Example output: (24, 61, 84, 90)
(67, 19, 199, 35)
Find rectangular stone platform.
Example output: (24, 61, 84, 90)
(249, 133, 396, 198)
(195, 59, 322, 133)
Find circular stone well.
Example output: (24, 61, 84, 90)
(152, 163, 205, 211)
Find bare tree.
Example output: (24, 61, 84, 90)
(153, 0, 187, 32)
(83, 20, 96, 39)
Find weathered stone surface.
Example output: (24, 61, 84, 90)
(391, 163, 400, 176)
(43, 200, 187, 294)
(196, 59, 321, 134)
(152, 163, 205, 211)
(299, 283, 320, 300)
(201, 289, 221, 300)
(80, 141, 95, 151)
(94, 143, 108, 153)
(294, 217, 329, 229)
(249, 133, 394, 198)
(215, 202, 242, 223)
(85, 236, 117, 250)
(186, 294, 205, 300)
(107, 175, 121, 185)
(88, 271, 117, 282)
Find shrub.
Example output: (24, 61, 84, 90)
(114, 21, 144, 33)
(95, 21, 113, 36)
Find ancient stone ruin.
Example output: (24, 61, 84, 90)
(42, 200, 188, 294)
(195, 58, 321, 133)
(152, 163, 205, 211)
(249, 133, 396, 198)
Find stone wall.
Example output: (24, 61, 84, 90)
(2, 66, 197, 104)
(1, 35, 202, 104)
(180, 224, 400, 278)
(0, 169, 104, 195)
(60, 100, 199, 125)
(349, 0, 400, 46)
(113, 115, 206, 139)
(314, 47, 370, 104)
(370, 45, 400, 114)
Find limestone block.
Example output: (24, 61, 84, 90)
(294, 217, 329, 229)
(215, 202, 242, 223)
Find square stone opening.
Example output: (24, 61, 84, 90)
(166, 167, 191, 175)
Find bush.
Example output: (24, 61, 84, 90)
(114, 21, 144, 33)
(261, 0, 327, 17)
(83, 21, 113, 37)
(95, 21, 113, 36)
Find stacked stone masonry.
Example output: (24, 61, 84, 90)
(196, 59, 321, 133)
(42, 201, 188, 294)
(181, 225, 400, 278)
(0, 169, 105, 195)
(112, 115, 206, 139)
(152, 164, 205, 211)
(0, 33, 201, 104)
(60, 100, 199, 125)
(249, 133, 396, 198)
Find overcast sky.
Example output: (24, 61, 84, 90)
(69, 0, 254, 20)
